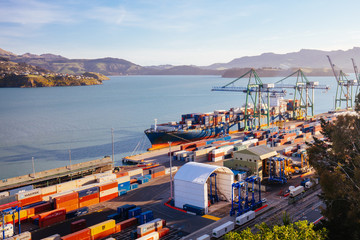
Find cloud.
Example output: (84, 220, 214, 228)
(0, 0, 71, 25)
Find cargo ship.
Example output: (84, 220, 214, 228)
(145, 97, 302, 150)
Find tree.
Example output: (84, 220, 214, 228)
(224, 221, 327, 240)
(307, 104, 360, 239)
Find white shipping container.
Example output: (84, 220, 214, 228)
(128, 168, 143, 177)
(96, 174, 117, 183)
(236, 211, 255, 225)
(212, 221, 234, 238)
(196, 234, 210, 240)
(212, 156, 224, 162)
(0, 191, 9, 198)
(100, 188, 118, 197)
(40, 234, 61, 240)
(0, 224, 14, 239)
(76, 175, 96, 187)
(11, 231, 31, 240)
(137, 218, 163, 235)
(41, 185, 57, 195)
(165, 167, 178, 175)
(16, 189, 42, 200)
(136, 232, 159, 240)
(290, 186, 304, 197)
(56, 180, 77, 193)
(48, 190, 74, 202)
(115, 175, 131, 184)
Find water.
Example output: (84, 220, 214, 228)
(0, 75, 344, 179)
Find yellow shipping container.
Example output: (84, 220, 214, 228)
(4, 209, 27, 223)
(89, 219, 115, 236)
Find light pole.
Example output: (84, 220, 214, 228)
(168, 141, 173, 199)
(31, 157, 36, 178)
(111, 128, 115, 168)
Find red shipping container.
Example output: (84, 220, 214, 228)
(55, 192, 78, 204)
(99, 193, 118, 203)
(115, 218, 137, 233)
(158, 227, 170, 238)
(99, 181, 118, 191)
(34, 202, 52, 214)
(79, 193, 99, 203)
(56, 198, 78, 208)
(61, 228, 91, 240)
(91, 227, 115, 240)
(71, 219, 87, 233)
(0, 201, 21, 211)
(19, 194, 43, 207)
(39, 208, 66, 228)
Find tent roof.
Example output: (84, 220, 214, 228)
(174, 162, 233, 184)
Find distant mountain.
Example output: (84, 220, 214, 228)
(206, 47, 360, 71)
(1, 47, 359, 76)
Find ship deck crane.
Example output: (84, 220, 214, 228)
(327, 55, 357, 110)
(212, 69, 286, 130)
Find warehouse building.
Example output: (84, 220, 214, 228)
(174, 162, 234, 214)
(224, 145, 277, 179)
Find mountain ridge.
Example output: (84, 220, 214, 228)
(1, 47, 359, 76)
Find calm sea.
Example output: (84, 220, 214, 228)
(0, 75, 342, 179)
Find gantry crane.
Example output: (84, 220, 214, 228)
(273, 69, 330, 119)
(352, 58, 360, 97)
(327, 55, 357, 110)
(212, 69, 286, 130)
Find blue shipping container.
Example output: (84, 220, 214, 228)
(128, 207, 142, 218)
(118, 181, 131, 191)
(138, 210, 154, 225)
(117, 204, 136, 218)
(9, 185, 33, 196)
(144, 174, 152, 179)
(130, 183, 138, 190)
(183, 204, 205, 215)
(66, 207, 89, 219)
(78, 186, 99, 198)
(118, 190, 127, 196)
(130, 173, 142, 180)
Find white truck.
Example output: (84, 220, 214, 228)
(290, 186, 304, 197)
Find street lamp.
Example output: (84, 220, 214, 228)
(168, 141, 173, 199)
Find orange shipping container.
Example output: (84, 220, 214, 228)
(79, 193, 99, 203)
(54, 192, 78, 204)
(79, 198, 99, 208)
(61, 228, 91, 240)
(158, 227, 170, 238)
(19, 194, 43, 207)
(99, 181, 118, 191)
(39, 208, 66, 228)
(152, 171, 165, 179)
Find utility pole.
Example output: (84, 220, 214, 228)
(168, 141, 173, 199)
(31, 157, 36, 178)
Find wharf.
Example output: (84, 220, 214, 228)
(0, 157, 113, 191)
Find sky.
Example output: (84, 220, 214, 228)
(1, 0, 360, 66)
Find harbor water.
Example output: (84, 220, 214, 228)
(0, 75, 343, 179)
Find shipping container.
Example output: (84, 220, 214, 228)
(56, 181, 77, 193)
(75, 175, 96, 187)
(212, 221, 234, 239)
(127, 168, 143, 177)
(0, 223, 14, 239)
(3, 209, 28, 224)
(137, 210, 154, 225)
(118, 181, 131, 192)
(128, 207, 142, 218)
(137, 218, 163, 237)
(136, 231, 159, 240)
(61, 228, 91, 240)
(41, 234, 61, 240)
(79, 193, 99, 208)
(158, 227, 170, 238)
(117, 204, 136, 218)
(183, 204, 205, 215)
(77, 186, 99, 198)
(8, 186, 33, 196)
(290, 186, 304, 197)
(11, 231, 32, 240)
(236, 211, 255, 225)
(38, 208, 66, 228)
(196, 234, 210, 240)
(130, 183, 139, 190)
(88, 220, 115, 240)
(98, 181, 118, 192)
(71, 219, 87, 233)
(0, 196, 17, 207)
(66, 207, 89, 219)
(115, 175, 130, 185)
(115, 218, 137, 233)
(0, 191, 10, 199)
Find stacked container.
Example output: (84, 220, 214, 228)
(38, 208, 66, 228)
(53, 192, 79, 212)
(128, 207, 142, 218)
(16, 189, 42, 207)
(78, 186, 99, 208)
(99, 181, 118, 202)
(61, 228, 91, 240)
(89, 219, 115, 240)
(137, 218, 163, 238)
(41, 185, 57, 201)
(150, 166, 165, 178)
(56, 180, 77, 193)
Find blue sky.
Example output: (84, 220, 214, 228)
(1, 0, 360, 65)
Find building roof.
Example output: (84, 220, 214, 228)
(235, 145, 277, 160)
(174, 162, 233, 185)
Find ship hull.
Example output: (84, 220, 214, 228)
(145, 127, 225, 150)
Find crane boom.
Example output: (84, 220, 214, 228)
(352, 58, 359, 81)
(327, 55, 340, 83)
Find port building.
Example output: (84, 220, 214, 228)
(224, 145, 277, 179)
(174, 162, 234, 214)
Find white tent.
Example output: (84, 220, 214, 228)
(174, 162, 234, 214)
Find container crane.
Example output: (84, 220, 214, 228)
(352, 58, 360, 97)
(327, 55, 357, 110)
(273, 69, 330, 119)
(212, 69, 286, 130)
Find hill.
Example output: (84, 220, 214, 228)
(0, 58, 104, 87)
(206, 47, 360, 71)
